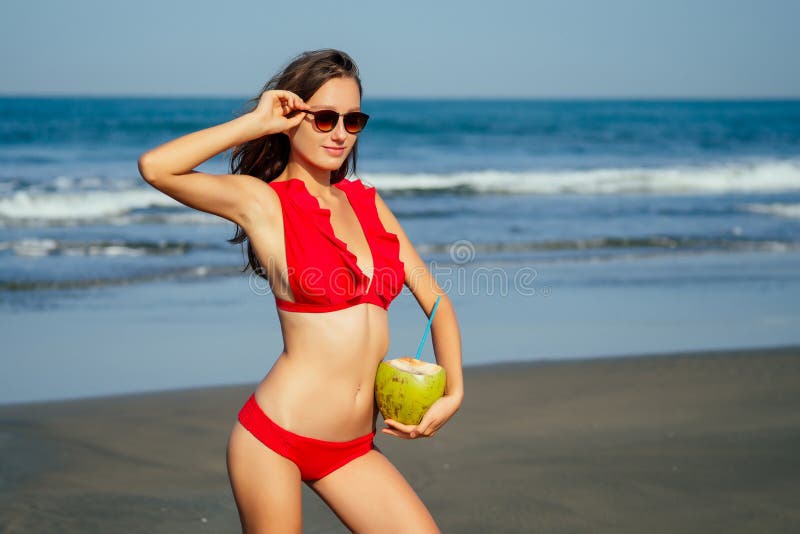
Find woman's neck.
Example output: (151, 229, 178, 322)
(279, 160, 333, 197)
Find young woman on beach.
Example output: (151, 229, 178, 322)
(137, 49, 464, 533)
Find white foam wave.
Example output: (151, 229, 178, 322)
(124, 211, 222, 225)
(1, 160, 799, 226)
(51, 175, 107, 191)
(0, 188, 181, 220)
(11, 238, 59, 257)
(364, 160, 800, 195)
(3, 238, 198, 257)
(742, 203, 800, 219)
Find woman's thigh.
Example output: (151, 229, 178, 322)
(306, 447, 441, 534)
(226, 421, 303, 534)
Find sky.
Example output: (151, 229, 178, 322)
(0, 0, 798, 98)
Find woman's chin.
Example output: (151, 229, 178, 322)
(293, 152, 348, 173)
(316, 159, 346, 171)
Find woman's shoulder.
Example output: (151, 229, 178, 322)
(338, 175, 372, 187)
(337, 176, 379, 197)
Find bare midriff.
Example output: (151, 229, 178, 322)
(253, 303, 390, 442)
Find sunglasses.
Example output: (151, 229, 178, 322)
(298, 109, 370, 134)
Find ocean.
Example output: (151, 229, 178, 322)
(2, 96, 799, 403)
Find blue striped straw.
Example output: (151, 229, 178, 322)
(414, 294, 442, 360)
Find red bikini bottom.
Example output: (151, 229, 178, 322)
(237, 393, 377, 482)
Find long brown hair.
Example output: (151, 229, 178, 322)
(227, 49, 364, 279)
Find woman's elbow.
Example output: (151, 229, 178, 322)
(138, 152, 161, 185)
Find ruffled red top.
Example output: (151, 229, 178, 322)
(267, 177, 405, 313)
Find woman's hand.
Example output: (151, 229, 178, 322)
(381, 394, 462, 439)
(248, 90, 310, 137)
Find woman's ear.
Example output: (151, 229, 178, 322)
(282, 111, 302, 140)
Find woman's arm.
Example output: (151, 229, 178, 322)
(137, 90, 309, 228)
(374, 191, 464, 402)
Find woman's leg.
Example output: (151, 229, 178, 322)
(226, 421, 303, 533)
(306, 446, 441, 534)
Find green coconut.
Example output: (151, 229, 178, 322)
(374, 357, 447, 426)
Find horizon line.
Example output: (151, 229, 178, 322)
(1, 92, 799, 101)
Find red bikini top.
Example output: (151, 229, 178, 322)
(267, 177, 405, 313)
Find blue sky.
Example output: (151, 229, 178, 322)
(1, 0, 797, 98)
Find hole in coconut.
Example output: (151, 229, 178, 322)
(388, 358, 441, 376)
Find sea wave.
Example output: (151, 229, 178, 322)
(742, 202, 800, 219)
(1, 160, 800, 227)
(414, 235, 799, 256)
(0, 238, 217, 257)
(0, 187, 179, 220)
(2, 234, 794, 261)
(0, 265, 236, 292)
(367, 160, 800, 195)
(3, 237, 797, 294)
(0, 187, 222, 227)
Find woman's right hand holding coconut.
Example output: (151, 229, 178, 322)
(382, 391, 462, 440)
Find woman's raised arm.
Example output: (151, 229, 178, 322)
(137, 90, 309, 227)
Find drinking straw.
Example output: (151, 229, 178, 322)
(414, 294, 442, 360)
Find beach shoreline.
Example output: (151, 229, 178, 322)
(2, 344, 799, 533)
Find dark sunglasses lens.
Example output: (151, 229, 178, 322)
(313, 111, 338, 132)
(344, 113, 369, 133)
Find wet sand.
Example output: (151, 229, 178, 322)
(2, 345, 799, 533)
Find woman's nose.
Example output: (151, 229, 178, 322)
(331, 118, 348, 141)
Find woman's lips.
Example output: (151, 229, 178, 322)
(324, 146, 345, 156)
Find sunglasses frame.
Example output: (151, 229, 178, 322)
(299, 109, 370, 134)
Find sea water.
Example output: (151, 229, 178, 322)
(1, 97, 799, 403)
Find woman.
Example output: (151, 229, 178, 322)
(138, 49, 463, 533)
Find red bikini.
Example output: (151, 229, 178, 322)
(237, 177, 405, 481)
(238, 393, 378, 481)
(270, 177, 405, 313)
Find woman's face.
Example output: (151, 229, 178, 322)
(287, 76, 362, 172)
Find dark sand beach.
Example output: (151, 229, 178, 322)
(2, 345, 799, 533)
